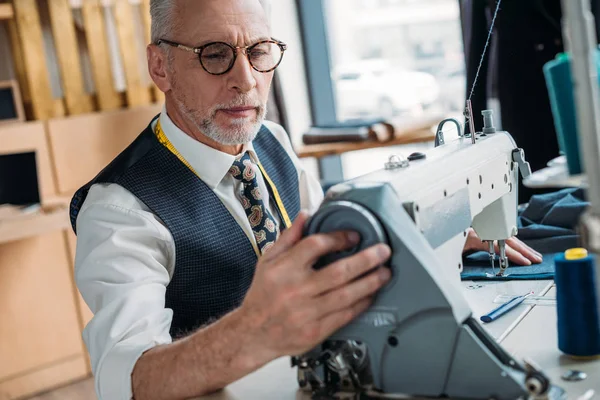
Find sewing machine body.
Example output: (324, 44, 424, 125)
(297, 130, 562, 399)
(361, 129, 521, 280)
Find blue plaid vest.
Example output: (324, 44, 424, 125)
(70, 119, 301, 337)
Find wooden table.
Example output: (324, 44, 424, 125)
(195, 279, 599, 399)
(502, 286, 600, 399)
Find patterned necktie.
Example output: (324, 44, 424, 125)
(229, 152, 280, 254)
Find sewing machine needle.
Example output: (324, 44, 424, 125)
(488, 241, 495, 273)
(497, 240, 508, 276)
(466, 100, 476, 144)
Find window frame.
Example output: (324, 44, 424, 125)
(296, 0, 339, 127)
(296, 0, 346, 181)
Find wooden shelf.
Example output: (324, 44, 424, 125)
(297, 124, 436, 159)
(0, 4, 14, 21)
(0, 205, 70, 244)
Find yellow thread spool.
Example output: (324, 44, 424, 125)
(565, 248, 588, 260)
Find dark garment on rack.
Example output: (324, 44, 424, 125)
(460, 0, 600, 203)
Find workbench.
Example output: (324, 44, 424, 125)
(195, 279, 600, 399)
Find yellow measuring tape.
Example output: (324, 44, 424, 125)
(153, 118, 292, 232)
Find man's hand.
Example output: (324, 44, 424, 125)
(239, 210, 392, 361)
(131, 211, 390, 400)
(463, 228, 543, 265)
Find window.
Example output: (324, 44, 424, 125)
(299, 0, 465, 125)
(298, 0, 466, 179)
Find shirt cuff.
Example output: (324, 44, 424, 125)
(94, 341, 164, 400)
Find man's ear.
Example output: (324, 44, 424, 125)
(147, 44, 171, 93)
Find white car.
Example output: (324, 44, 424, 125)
(437, 65, 467, 113)
(333, 63, 440, 120)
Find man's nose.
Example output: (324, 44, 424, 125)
(227, 51, 257, 93)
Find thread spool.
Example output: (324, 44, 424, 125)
(481, 110, 496, 134)
(555, 248, 600, 358)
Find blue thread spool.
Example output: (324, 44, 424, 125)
(555, 248, 600, 358)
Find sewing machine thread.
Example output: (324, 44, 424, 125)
(467, 0, 502, 102)
(555, 248, 600, 358)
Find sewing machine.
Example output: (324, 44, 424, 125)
(293, 111, 566, 399)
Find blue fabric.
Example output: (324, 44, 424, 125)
(70, 121, 301, 337)
(461, 188, 588, 281)
(517, 187, 587, 254)
(461, 251, 559, 281)
(460, 272, 555, 281)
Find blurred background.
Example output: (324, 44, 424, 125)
(329, 0, 464, 122)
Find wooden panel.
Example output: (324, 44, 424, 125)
(0, 121, 57, 202)
(0, 3, 13, 20)
(0, 205, 69, 245)
(12, 0, 55, 119)
(48, 0, 94, 115)
(53, 98, 67, 118)
(0, 232, 84, 382)
(81, 0, 121, 111)
(113, 0, 151, 107)
(139, 0, 163, 104)
(6, 19, 30, 105)
(0, 356, 88, 400)
(139, 0, 151, 44)
(65, 230, 94, 330)
(64, 230, 93, 375)
(46, 104, 161, 195)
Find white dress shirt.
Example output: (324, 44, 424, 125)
(74, 109, 324, 400)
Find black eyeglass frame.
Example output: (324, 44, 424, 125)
(155, 38, 288, 75)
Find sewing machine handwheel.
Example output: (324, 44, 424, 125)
(304, 200, 388, 270)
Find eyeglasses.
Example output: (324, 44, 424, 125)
(156, 38, 288, 75)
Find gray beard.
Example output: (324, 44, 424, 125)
(174, 96, 267, 146)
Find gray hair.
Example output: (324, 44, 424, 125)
(150, 0, 271, 44)
(150, 0, 177, 44)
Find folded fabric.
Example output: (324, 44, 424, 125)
(461, 188, 588, 281)
(516, 188, 587, 253)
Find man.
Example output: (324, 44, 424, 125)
(72, 1, 542, 399)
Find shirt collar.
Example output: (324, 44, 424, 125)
(158, 107, 255, 189)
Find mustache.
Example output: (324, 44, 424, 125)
(214, 96, 263, 111)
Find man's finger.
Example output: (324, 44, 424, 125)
(316, 298, 373, 342)
(506, 237, 543, 263)
(262, 210, 310, 260)
(309, 244, 391, 296)
(315, 266, 391, 315)
(287, 230, 362, 268)
(503, 244, 532, 266)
